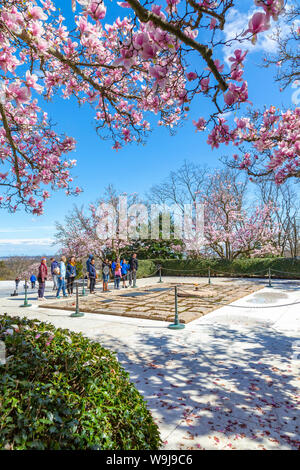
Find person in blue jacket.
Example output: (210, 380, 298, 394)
(111, 259, 118, 288)
(88, 258, 97, 294)
(86, 254, 93, 289)
(30, 274, 37, 289)
(121, 259, 129, 288)
(86, 254, 93, 272)
(66, 256, 77, 295)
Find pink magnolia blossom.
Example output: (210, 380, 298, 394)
(193, 117, 206, 131)
(209, 18, 217, 30)
(87, 1, 107, 21)
(0, 0, 286, 213)
(186, 72, 198, 81)
(244, 12, 270, 43)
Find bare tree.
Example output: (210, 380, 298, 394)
(148, 160, 210, 211)
(254, 178, 300, 257)
(262, 2, 300, 90)
(287, 215, 300, 258)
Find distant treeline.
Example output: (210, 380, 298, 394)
(0, 256, 52, 280)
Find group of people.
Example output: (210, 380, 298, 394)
(86, 253, 139, 293)
(34, 256, 77, 301)
(50, 256, 77, 299)
(22, 253, 139, 300)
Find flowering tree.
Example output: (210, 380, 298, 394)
(19, 261, 40, 280)
(55, 205, 104, 259)
(217, 4, 300, 183)
(219, 106, 300, 184)
(0, 0, 287, 213)
(191, 170, 279, 260)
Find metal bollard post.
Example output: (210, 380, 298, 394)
(158, 265, 163, 283)
(168, 286, 185, 330)
(20, 281, 32, 307)
(268, 268, 272, 288)
(71, 282, 84, 317)
(81, 276, 88, 296)
(208, 267, 211, 285)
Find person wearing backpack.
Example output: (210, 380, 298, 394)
(102, 259, 110, 292)
(88, 258, 97, 294)
(121, 259, 129, 288)
(50, 257, 59, 290)
(66, 256, 77, 295)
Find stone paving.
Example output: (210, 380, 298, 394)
(0, 276, 299, 450)
(41, 280, 263, 323)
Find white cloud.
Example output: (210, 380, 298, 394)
(222, 5, 298, 66)
(0, 226, 54, 233)
(0, 238, 54, 246)
(218, 110, 233, 119)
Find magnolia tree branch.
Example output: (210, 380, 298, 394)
(126, 0, 228, 91)
(0, 0, 291, 214)
(0, 103, 21, 186)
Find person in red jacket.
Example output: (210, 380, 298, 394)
(38, 257, 48, 301)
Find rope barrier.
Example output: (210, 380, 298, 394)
(161, 267, 210, 273)
(94, 267, 160, 285)
(140, 268, 160, 278)
(85, 266, 299, 285)
(212, 268, 268, 276)
(269, 268, 300, 275)
(159, 266, 300, 277)
(161, 267, 269, 276)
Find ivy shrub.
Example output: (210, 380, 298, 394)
(0, 315, 161, 450)
(136, 260, 157, 279)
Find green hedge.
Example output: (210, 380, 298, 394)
(0, 315, 161, 450)
(145, 258, 300, 279)
(136, 260, 157, 279)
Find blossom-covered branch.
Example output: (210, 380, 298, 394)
(0, 0, 286, 213)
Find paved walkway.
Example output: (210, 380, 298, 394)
(0, 276, 299, 450)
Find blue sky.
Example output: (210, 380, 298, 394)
(0, 0, 296, 256)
